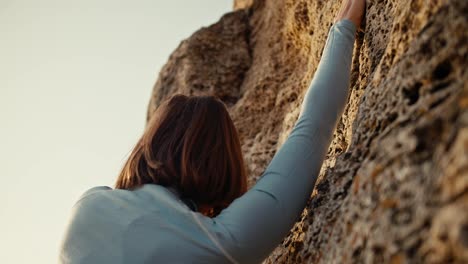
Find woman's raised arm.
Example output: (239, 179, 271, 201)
(192, 2, 365, 261)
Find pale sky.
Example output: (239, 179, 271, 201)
(0, 0, 233, 263)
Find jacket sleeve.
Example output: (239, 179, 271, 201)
(202, 19, 357, 264)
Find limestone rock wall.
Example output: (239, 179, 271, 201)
(147, 0, 468, 263)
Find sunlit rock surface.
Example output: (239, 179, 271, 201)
(147, 0, 468, 262)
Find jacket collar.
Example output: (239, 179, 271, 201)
(165, 185, 198, 212)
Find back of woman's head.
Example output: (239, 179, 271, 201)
(115, 94, 247, 215)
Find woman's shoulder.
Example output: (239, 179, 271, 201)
(81, 185, 112, 198)
(74, 186, 113, 206)
(72, 184, 191, 214)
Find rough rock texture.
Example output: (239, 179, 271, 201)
(147, 0, 468, 263)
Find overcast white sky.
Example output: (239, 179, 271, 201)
(0, 0, 232, 262)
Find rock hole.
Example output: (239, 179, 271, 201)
(414, 119, 443, 153)
(310, 195, 326, 208)
(387, 112, 398, 123)
(294, 2, 310, 29)
(372, 245, 385, 262)
(390, 207, 413, 225)
(333, 191, 346, 200)
(402, 24, 408, 33)
(268, 139, 277, 146)
(375, 121, 382, 132)
(406, 238, 422, 258)
(439, 38, 447, 48)
(316, 180, 329, 193)
(432, 59, 452, 80)
(352, 245, 363, 259)
(401, 190, 413, 199)
(438, 232, 448, 242)
(218, 94, 240, 106)
(193, 83, 208, 90)
(402, 82, 422, 105)
(421, 41, 432, 55)
(459, 224, 468, 248)
(287, 92, 298, 102)
(292, 240, 304, 252)
(344, 152, 352, 159)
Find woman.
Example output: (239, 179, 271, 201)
(59, 0, 366, 263)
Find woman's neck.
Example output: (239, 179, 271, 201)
(198, 204, 214, 217)
(166, 186, 214, 217)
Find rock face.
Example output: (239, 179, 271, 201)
(147, 0, 468, 263)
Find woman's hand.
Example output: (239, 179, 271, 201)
(334, 0, 366, 29)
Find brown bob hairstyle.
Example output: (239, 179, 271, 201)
(115, 94, 247, 217)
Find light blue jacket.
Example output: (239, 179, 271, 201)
(59, 19, 357, 264)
